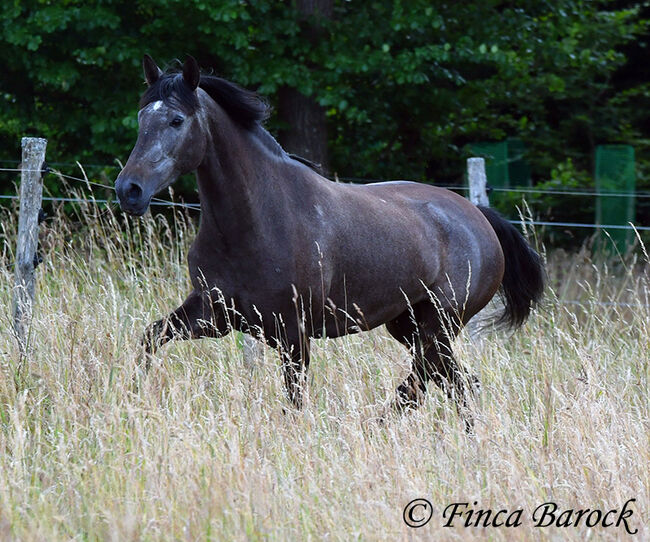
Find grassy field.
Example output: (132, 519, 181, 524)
(0, 199, 648, 541)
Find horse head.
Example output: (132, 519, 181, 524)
(115, 55, 207, 215)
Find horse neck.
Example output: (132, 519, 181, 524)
(194, 110, 289, 244)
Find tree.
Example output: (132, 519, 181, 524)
(1, 0, 647, 245)
(277, 0, 333, 172)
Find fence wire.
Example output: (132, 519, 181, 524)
(1, 167, 647, 310)
(1, 167, 648, 229)
(0, 167, 200, 210)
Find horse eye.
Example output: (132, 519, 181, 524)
(169, 116, 184, 128)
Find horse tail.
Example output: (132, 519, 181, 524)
(477, 206, 545, 329)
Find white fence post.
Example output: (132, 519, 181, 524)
(13, 137, 47, 354)
(466, 156, 495, 342)
(467, 157, 489, 207)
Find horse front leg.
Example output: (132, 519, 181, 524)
(141, 289, 229, 369)
(280, 339, 311, 410)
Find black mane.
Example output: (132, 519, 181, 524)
(140, 71, 270, 129)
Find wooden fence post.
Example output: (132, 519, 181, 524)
(467, 157, 489, 207)
(466, 157, 494, 342)
(13, 137, 47, 354)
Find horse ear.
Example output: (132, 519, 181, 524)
(182, 55, 201, 91)
(143, 54, 162, 86)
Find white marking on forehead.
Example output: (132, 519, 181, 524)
(152, 100, 163, 111)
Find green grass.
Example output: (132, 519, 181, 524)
(0, 199, 648, 540)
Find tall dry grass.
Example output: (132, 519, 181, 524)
(0, 198, 648, 541)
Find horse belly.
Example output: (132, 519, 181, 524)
(318, 229, 438, 335)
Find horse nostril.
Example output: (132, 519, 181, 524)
(115, 176, 149, 214)
(126, 182, 143, 202)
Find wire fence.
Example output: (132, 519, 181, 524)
(337, 176, 650, 199)
(0, 167, 200, 209)
(2, 165, 648, 310)
(1, 166, 649, 230)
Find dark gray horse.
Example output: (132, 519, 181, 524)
(115, 55, 544, 422)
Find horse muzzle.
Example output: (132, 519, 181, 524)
(115, 177, 152, 216)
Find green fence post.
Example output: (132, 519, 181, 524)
(594, 145, 636, 253)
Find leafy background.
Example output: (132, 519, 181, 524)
(1, 0, 649, 245)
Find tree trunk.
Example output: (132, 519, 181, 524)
(277, 0, 333, 174)
(278, 88, 329, 171)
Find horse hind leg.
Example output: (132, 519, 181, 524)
(386, 304, 478, 430)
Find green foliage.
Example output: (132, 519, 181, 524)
(1, 0, 648, 228)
